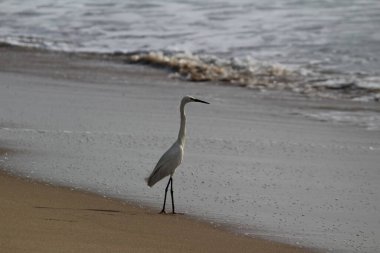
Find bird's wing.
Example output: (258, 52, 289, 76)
(146, 143, 183, 187)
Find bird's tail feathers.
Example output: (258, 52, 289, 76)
(145, 176, 152, 187)
(146, 176, 156, 187)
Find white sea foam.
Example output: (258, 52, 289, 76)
(124, 50, 380, 101)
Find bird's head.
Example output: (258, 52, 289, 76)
(182, 95, 210, 105)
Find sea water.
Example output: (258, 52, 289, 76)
(1, 0, 380, 101)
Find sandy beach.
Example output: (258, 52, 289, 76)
(1, 44, 379, 253)
(0, 149, 309, 253)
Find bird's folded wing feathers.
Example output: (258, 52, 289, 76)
(146, 143, 182, 187)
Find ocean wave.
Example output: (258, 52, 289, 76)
(124, 51, 380, 101)
(1, 38, 379, 102)
(0, 36, 77, 51)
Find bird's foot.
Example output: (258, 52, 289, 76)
(159, 210, 166, 214)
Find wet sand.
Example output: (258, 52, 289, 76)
(0, 149, 309, 253)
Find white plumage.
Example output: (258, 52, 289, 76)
(147, 142, 183, 187)
(146, 95, 209, 213)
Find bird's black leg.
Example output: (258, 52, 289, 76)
(170, 176, 176, 214)
(160, 177, 172, 214)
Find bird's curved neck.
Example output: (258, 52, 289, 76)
(177, 102, 186, 146)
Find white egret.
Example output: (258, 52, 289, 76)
(146, 95, 209, 214)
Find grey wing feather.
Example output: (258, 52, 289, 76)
(146, 143, 182, 187)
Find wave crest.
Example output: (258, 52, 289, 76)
(126, 51, 298, 86)
(125, 51, 380, 101)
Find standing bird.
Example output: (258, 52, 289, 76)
(146, 96, 209, 214)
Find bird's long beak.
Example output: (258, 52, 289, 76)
(192, 98, 210, 104)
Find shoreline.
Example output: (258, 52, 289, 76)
(1, 41, 380, 103)
(0, 147, 311, 253)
